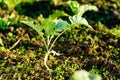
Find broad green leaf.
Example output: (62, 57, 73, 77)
(49, 10, 69, 19)
(54, 19, 69, 32)
(69, 15, 92, 28)
(68, 1, 79, 14)
(41, 19, 56, 36)
(21, 21, 44, 35)
(78, 4, 98, 17)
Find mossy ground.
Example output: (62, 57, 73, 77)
(0, 0, 120, 80)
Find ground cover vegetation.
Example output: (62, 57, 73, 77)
(0, 0, 120, 80)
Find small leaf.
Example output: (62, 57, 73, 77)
(68, 1, 98, 17)
(69, 15, 92, 28)
(54, 19, 69, 32)
(78, 4, 98, 17)
(49, 10, 69, 19)
(5, 0, 21, 8)
(41, 19, 56, 36)
(68, 1, 79, 14)
(21, 21, 44, 35)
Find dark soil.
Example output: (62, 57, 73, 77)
(0, 0, 120, 80)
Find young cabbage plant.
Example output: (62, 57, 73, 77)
(21, 18, 69, 70)
(68, 1, 98, 28)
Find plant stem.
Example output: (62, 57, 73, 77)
(48, 35, 54, 48)
(39, 33, 48, 51)
(49, 29, 67, 51)
(47, 36, 50, 50)
(9, 38, 21, 50)
(44, 29, 68, 70)
(44, 51, 51, 70)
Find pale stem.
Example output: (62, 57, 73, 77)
(49, 29, 68, 51)
(9, 38, 21, 50)
(44, 29, 68, 70)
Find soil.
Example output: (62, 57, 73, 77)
(0, 0, 120, 80)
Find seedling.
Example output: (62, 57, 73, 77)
(68, 1, 98, 28)
(21, 1, 98, 70)
(21, 18, 69, 70)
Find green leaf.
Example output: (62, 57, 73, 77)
(54, 19, 69, 32)
(68, 1, 98, 17)
(4, 0, 33, 9)
(78, 4, 98, 17)
(4, 0, 21, 8)
(21, 21, 44, 35)
(49, 10, 69, 19)
(69, 15, 92, 28)
(68, 1, 79, 15)
(41, 19, 56, 36)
